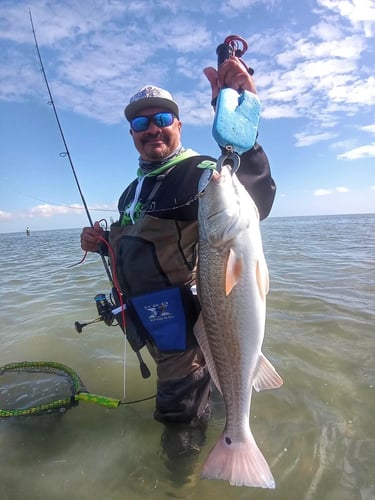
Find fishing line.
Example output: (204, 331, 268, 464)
(123, 334, 127, 401)
(23, 196, 117, 213)
(0, 183, 118, 214)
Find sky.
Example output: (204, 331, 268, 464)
(0, 0, 374, 233)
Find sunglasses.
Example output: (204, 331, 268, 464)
(130, 112, 175, 132)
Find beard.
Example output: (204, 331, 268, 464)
(147, 147, 168, 160)
(141, 135, 172, 161)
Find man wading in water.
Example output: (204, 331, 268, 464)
(81, 57, 276, 456)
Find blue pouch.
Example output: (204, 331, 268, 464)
(129, 287, 191, 352)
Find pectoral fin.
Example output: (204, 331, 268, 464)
(225, 248, 244, 296)
(256, 257, 269, 301)
(253, 352, 283, 392)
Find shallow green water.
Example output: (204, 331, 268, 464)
(1, 214, 374, 499)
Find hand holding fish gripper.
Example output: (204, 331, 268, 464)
(213, 35, 261, 173)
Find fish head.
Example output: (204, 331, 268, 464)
(198, 165, 257, 247)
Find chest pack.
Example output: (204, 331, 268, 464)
(109, 215, 200, 353)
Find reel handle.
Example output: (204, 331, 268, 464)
(75, 321, 86, 333)
(74, 318, 101, 333)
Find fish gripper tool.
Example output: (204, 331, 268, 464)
(212, 35, 261, 156)
(216, 146, 240, 175)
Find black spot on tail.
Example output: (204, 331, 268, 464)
(225, 437, 232, 445)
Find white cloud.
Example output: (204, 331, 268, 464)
(276, 35, 365, 67)
(295, 131, 337, 147)
(0, 0, 374, 137)
(338, 142, 375, 159)
(361, 124, 375, 135)
(261, 104, 299, 120)
(29, 203, 83, 217)
(314, 189, 332, 196)
(310, 21, 343, 42)
(317, 0, 375, 37)
(331, 138, 358, 151)
(219, 0, 280, 16)
(0, 203, 117, 221)
(314, 187, 349, 196)
(0, 210, 12, 219)
(256, 27, 372, 138)
(328, 76, 375, 105)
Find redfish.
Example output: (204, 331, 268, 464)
(195, 165, 283, 488)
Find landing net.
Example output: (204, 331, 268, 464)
(0, 361, 120, 417)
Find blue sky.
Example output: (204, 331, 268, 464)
(1, 0, 374, 233)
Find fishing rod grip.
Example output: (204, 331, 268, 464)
(136, 352, 151, 379)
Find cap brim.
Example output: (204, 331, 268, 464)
(124, 97, 179, 121)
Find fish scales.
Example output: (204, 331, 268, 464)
(195, 165, 283, 488)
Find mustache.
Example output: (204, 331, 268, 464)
(142, 132, 166, 143)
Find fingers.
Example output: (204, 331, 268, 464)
(218, 58, 256, 93)
(203, 66, 219, 101)
(80, 223, 105, 252)
(204, 57, 256, 98)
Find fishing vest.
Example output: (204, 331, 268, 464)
(109, 215, 198, 295)
(108, 152, 216, 352)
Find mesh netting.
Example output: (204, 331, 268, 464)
(0, 361, 120, 417)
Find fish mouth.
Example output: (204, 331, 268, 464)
(207, 209, 224, 220)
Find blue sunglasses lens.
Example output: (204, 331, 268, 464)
(153, 112, 174, 128)
(131, 112, 174, 132)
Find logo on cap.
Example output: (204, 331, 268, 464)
(130, 86, 172, 103)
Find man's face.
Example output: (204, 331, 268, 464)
(129, 106, 182, 162)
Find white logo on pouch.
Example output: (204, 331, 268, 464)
(144, 302, 174, 321)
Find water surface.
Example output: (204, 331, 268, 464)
(1, 214, 374, 499)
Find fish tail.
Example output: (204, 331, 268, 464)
(201, 430, 275, 488)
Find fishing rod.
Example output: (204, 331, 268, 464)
(29, 10, 150, 379)
(29, 10, 112, 284)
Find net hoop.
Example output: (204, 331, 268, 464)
(0, 361, 120, 417)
